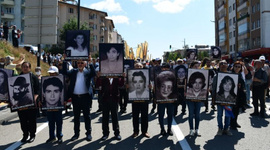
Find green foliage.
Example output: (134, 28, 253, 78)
(59, 17, 91, 42)
(197, 51, 209, 60)
(48, 44, 65, 55)
(164, 52, 182, 62)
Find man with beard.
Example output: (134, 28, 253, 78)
(11, 77, 33, 107)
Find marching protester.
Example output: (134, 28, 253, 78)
(95, 72, 124, 141)
(18, 62, 39, 143)
(243, 58, 254, 108)
(250, 59, 268, 118)
(62, 55, 96, 141)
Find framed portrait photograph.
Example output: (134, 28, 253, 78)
(65, 30, 90, 60)
(41, 75, 65, 110)
(174, 65, 187, 86)
(124, 59, 134, 73)
(186, 69, 209, 101)
(155, 70, 177, 103)
(211, 46, 221, 59)
(127, 69, 150, 102)
(0, 68, 14, 101)
(215, 73, 238, 105)
(8, 73, 35, 112)
(99, 43, 124, 77)
(186, 49, 198, 63)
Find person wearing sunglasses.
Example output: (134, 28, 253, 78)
(62, 55, 96, 142)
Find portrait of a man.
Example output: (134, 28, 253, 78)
(65, 30, 90, 60)
(8, 74, 34, 111)
(99, 43, 124, 76)
(215, 73, 238, 105)
(0, 68, 13, 101)
(155, 70, 177, 102)
(41, 76, 65, 110)
(128, 69, 150, 101)
(186, 69, 209, 101)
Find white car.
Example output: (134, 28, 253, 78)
(20, 44, 38, 54)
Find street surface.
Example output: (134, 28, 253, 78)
(1, 96, 270, 150)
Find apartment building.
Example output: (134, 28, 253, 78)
(0, 0, 25, 43)
(215, 0, 270, 60)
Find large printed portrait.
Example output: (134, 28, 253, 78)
(127, 69, 150, 101)
(155, 70, 177, 103)
(41, 75, 65, 110)
(99, 43, 124, 76)
(215, 73, 238, 105)
(8, 73, 35, 112)
(124, 59, 134, 73)
(186, 49, 198, 63)
(211, 46, 221, 59)
(186, 69, 209, 101)
(0, 68, 13, 101)
(65, 30, 90, 60)
(174, 65, 187, 86)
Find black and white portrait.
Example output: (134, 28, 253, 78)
(0, 68, 13, 101)
(65, 30, 90, 60)
(215, 73, 238, 105)
(127, 69, 150, 101)
(99, 43, 124, 76)
(8, 74, 34, 111)
(186, 69, 209, 101)
(174, 65, 187, 86)
(155, 70, 177, 103)
(186, 49, 198, 63)
(124, 59, 134, 73)
(211, 46, 221, 59)
(41, 75, 65, 110)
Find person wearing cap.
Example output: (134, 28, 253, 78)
(17, 62, 40, 143)
(212, 60, 233, 136)
(176, 58, 184, 66)
(250, 59, 268, 118)
(43, 66, 64, 144)
(62, 55, 96, 142)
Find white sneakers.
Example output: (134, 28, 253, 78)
(189, 130, 195, 136)
(189, 129, 201, 136)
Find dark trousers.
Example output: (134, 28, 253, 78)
(72, 94, 92, 136)
(102, 100, 120, 136)
(47, 111, 63, 139)
(158, 103, 174, 131)
(252, 88, 265, 115)
(18, 109, 37, 138)
(119, 89, 128, 111)
(132, 102, 149, 134)
(97, 90, 103, 110)
(12, 38, 18, 47)
(230, 106, 239, 128)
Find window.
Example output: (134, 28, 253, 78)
(252, 21, 255, 30)
(5, 7, 14, 14)
(68, 8, 74, 13)
(229, 6, 232, 13)
(229, 19, 232, 26)
(233, 31, 235, 37)
(219, 20, 225, 30)
(257, 20, 260, 28)
(100, 36, 104, 43)
(252, 5, 256, 13)
(89, 14, 93, 19)
(233, 17, 236, 23)
(233, 3, 235, 10)
(257, 3, 260, 11)
(234, 44, 235, 51)
(238, 23, 248, 35)
(93, 35, 97, 41)
(93, 46, 97, 52)
(219, 33, 226, 43)
(257, 37, 261, 46)
(229, 32, 232, 39)
(230, 45, 232, 52)
(253, 38, 256, 46)
(93, 24, 97, 30)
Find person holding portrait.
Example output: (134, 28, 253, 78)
(66, 32, 88, 57)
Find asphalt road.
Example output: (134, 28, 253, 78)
(1, 97, 270, 150)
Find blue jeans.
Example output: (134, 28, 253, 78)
(217, 105, 231, 130)
(186, 101, 202, 130)
(47, 111, 63, 139)
(245, 79, 252, 102)
(158, 103, 174, 131)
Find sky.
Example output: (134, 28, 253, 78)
(81, 0, 215, 59)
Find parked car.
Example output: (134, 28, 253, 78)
(20, 44, 38, 54)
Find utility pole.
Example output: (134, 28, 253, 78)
(183, 38, 186, 49)
(235, 0, 238, 61)
(77, 0, 80, 30)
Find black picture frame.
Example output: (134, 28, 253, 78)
(127, 69, 150, 102)
(154, 70, 177, 103)
(124, 59, 134, 73)
(8, 73, 35, 112)
(41, 75, 65, 110)
(65, 30, 90, 60)
(0, 68, 14, 101)
(215, 73, 238, 105)
(99, 43, 124, 77)
(211, 46, 221, 59)
(174, 65, 187, 87)
(186, 49, 198, 63)
(186, 69, 209, 101)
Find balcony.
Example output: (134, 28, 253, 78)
(218, 2, 225, 12)
(1, 13, 14, 19)
(22, 2, 25, 7)
(238, 0, 249, 12)
(237, 13, 249, 21)
(1, 0, 14, 6)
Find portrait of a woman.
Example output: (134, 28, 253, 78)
(216, 75, 237, 103)
(186, 49, 197, 62)
(0, 69, 8, 100)
(156, 71, 177, 100)
(175, 65, 187, 85)
(211, 46, 221, 59)
(100, 44, 123, 74)
(129, 70, 149, 99)
(66, 31, 89, 57)
(186, 71, 208, 100)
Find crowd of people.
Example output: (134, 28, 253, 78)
(0, 52, 269, 145)
(0, 22, 22, 48)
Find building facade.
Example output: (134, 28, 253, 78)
(215, 0, 270, 60)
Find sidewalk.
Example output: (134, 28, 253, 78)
(0, 102, 18, 125)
